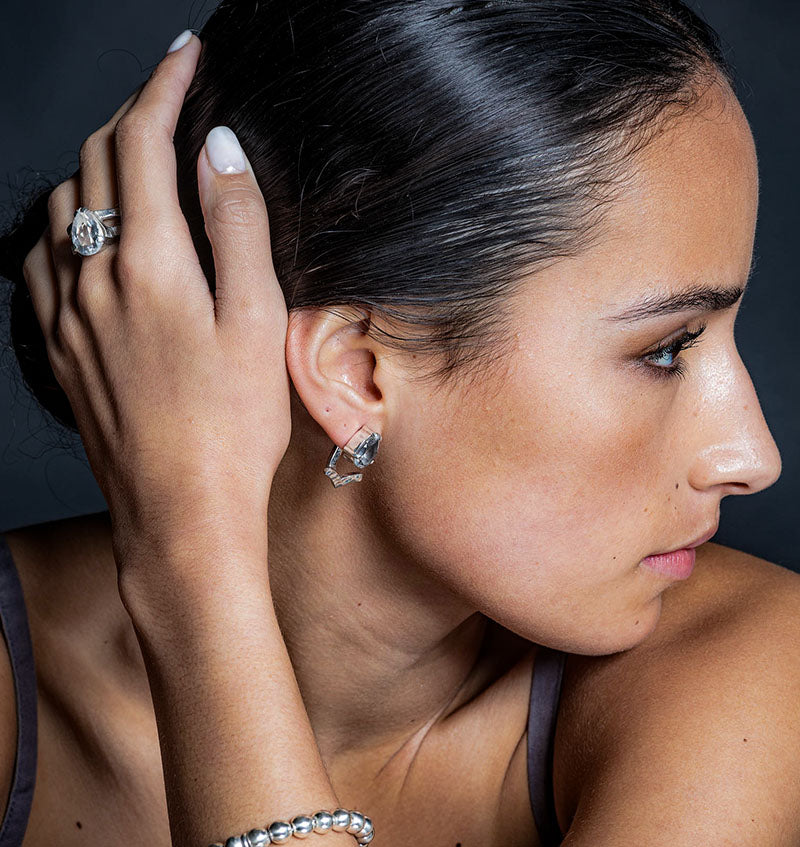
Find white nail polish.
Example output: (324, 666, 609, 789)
(205, 126, 247, 174)
(166, 29, 193, 55)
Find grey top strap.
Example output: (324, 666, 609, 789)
(0, 534, 38, 845)
(527, 645, 566, 845)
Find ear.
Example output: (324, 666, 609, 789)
(285, 305, 390, 449)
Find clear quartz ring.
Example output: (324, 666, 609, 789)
(66, 207, 121, 256)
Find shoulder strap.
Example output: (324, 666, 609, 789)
(0, 534, 38, 845)
(527, 645, 566, 845)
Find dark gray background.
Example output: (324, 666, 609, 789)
(1, 2, 798, 571)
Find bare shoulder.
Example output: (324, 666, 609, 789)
(0, 512, 112, 822)
(3, 510, 116, 621)
(3, 508, 113, 566)
(1, 510, 130, 705)
(554, 542, 800, 844)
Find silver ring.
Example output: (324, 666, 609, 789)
(67, 206, 121, 256)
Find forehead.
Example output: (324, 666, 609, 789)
(523, 78, 759, 321)
(610, 78, 757, 247)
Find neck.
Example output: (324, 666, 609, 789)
(266, 429, 494, 769)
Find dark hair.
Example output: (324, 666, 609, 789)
(0, 0, 736, 434)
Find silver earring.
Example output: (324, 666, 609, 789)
(324, 425, 382, 488)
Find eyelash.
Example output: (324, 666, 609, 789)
(641, 323, 708, 381)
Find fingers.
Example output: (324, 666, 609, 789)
(197, 126, 284, 331)
(44, 84, 144, 315)
(114, 31, 201, 245)
(79, 84, 144, 211)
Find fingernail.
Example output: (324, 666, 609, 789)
(205, 126, 247, 174)
(166, 29, 193, 55)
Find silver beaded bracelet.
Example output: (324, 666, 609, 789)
(210, 808, 375, 847)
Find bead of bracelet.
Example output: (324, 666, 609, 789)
(209, 808, 374, 847)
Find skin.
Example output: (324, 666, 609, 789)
(276, 72, 780, 748)
(3, 62, 799, 845)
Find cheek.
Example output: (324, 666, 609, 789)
(375, 363, 670, 652)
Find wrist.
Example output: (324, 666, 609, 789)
(108, 484, 271, 574)
(115, 528, 271, 631)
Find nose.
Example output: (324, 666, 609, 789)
(686, 346, 782, 496)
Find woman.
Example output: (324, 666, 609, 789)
(0, 1, 798, 845)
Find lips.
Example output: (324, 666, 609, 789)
(642, 548, 696, 580)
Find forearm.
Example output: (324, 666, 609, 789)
(118, 533, 356, 847)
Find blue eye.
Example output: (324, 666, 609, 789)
(641, 324, 707, 381)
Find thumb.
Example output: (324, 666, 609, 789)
(197, 125, 283, 329)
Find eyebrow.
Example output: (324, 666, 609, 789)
(602, 258, 756, 323)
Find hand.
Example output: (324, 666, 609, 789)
(20, 34, 291, 578)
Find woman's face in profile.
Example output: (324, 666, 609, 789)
(377, 77, 782, 655)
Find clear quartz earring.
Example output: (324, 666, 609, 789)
(324, 425, 381, 488)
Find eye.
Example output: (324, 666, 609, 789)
(640, 323, 708, 381)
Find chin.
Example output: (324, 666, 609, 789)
(601, 595, 664, 655)
(547, 595, 664, 657)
